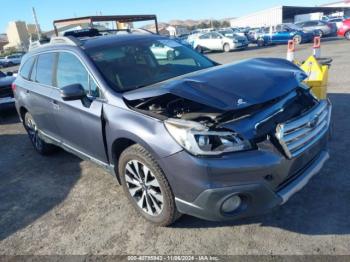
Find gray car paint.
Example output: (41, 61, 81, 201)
(13, 35, 330, 221)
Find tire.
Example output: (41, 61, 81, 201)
(23, 112, 57, 155)
(345, 31, 350, 40)
(257, 39, 265, 47)
(195, 45, 203, 53)
(119, 144, 181, 226)
(293, 35, 302, 45)
(316, 30, 323, 38)
(7, 62, 14, 67)
(223, 43, 230, 52)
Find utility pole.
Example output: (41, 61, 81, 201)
(32, 7, 42, 40)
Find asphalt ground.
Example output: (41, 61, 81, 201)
(0, 38, 349, 255)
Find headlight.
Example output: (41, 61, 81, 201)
(164, 119, 252, 156)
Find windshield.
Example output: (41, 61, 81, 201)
(0, 71, 5, 78)
(87, 38, 215, 92)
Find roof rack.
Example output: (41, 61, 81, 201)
(28, 36, 81, 51)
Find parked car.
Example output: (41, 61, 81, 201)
(295, 20, 337, 37)
(328, 17, 344, 29)
(257, 23, 314, 46)
(0, 70, 16, 109)
(14, 33, 331, 226)
(249, 27, 270, 43)
(191, 31, 248, 52)
(2, 54, 23, 67)
(337, 18, 350, 40)
(0, 57, 6, 68)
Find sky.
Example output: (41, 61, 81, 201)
(0, 0, 330, 33)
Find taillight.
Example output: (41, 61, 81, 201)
(11, 83, 16, 92)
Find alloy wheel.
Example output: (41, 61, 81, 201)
(25, 114, 42, 150)
(293, 35, 302, 45)
(124, 160, 164, 216)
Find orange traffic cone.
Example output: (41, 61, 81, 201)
(286, 40, 295, 62)
(313, 36, 321, 58)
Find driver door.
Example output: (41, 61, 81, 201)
(50, 51, 107, 163)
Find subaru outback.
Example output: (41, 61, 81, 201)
(13, 32, 331, 226)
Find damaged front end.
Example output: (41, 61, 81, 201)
(123, 58, 319, 157)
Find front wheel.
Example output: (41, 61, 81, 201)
(119, 144, 181, 226)
(195, 45, 203, 53)
(257, 39, 265, 47)
(23, 112, 57, 155)
(316, 30, 323, 38)
(293, 35, 302, 45)
(223, 43, 230, 52)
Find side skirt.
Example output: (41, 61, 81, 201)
(38, 130, 118, 180)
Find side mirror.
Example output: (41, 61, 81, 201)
(60, 84, 86, 101)
(6, 72, 13, 76)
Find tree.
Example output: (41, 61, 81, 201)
(221, 21, 230, 28)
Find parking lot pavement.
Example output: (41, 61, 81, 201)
(0, 38, 350, 255)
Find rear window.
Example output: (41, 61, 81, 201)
(20, 57, 35, 80)
(36, 53, 56, 86)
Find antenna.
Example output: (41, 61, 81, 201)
(32, 7, 42, 40)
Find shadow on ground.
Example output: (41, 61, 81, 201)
(0, 131, 82, 240)
(0, 107, 20, 125)
(173, 93, 350, 235)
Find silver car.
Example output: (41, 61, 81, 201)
(191, 31, 248, 53)
(295, 20, 337, 37)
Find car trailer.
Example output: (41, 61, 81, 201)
(53, 14, 159, 36)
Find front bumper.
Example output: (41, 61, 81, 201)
(174, 150, 329, 221)
(159, 127, 329, 221)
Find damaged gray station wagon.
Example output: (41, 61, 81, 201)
(14, 31, 331, 226)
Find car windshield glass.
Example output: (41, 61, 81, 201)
(86, 38, 215, 92)
(0, 71, 5, 78)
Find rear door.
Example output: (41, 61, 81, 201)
(50, 51, 107, 162)
(209, 32, 224, 50)
(21, 53, 60, 138)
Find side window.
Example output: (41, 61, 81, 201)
(89, 75, 100, 97)
(36, 53, 55, 86)
(56, 52, 100, 97)
(199, 34, 210, 39)
(211, 32, 222, 39)
(56, 52, 89, 92)
(20, 57, 35, 80)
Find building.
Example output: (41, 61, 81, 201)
(322, 0, 350, 7)
(0, 34, 8, 52)
(230, 4, 350, 28)
(4, 21, 30, 51)
(27, 24, 40, 41)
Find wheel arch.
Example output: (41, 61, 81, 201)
(19, 106, 28, 122)
(110, 133, 164, 184)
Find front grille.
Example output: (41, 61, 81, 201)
(275, 99, 331, 159)
(0, 85, 13, 98)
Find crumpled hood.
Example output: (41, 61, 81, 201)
(123, 58, 307, 111)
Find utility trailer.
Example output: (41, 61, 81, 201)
(53, 15, 159, 36)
